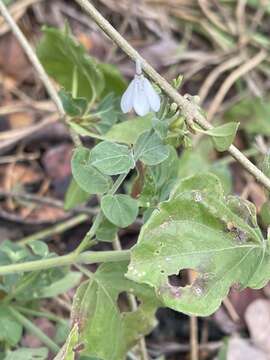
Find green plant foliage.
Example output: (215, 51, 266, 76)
(0, 306, 22, 346)
(54, 323, 79, 360)
(93, 93, 122, 134)
(64, 178, 90, 210)
(59, 90, 88, 117)
(98, 63, 127, 97)
(69, 262, 159, 360)
(224, 97, 270, 136)
(101, 194, 139, 228)
(127, 173, 269, 316)
(71, 147, 111, 194)
(90, 141, 135, 175)
(37, 26, 104, 102)
(4, 347, 48, 360)
(105, 115, 153, 144)
(134, 130, 170, 165)
(204, 122, 240, 151)
(95, 217, 118, 242)
(260, 201, 270, 228)
(139, 146, 178, 208)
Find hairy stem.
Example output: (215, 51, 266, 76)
(73, 0, 270, 192)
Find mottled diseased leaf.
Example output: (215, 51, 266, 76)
(127, 173, 269, 316)
(4, 347, 48, 360)
(96, 217, 118, 242)
(71, 147, 111, 194)
(134, 131, 170, 166)
(0, 306, 22, 346)
(37, 26, 104, 102)
(205, 122, 239, 151)
(90, 141, 135, 175)
(105, 115, 152, 145)
(101, 194, 138, 228)
(54, 323, 79, 360)
(59, 90, 88, 117)
(70, 262, 159, 360)
(64, 178, 90, 210)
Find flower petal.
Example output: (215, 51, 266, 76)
(143, 78, 161, 112)
(121, 79, 136, 113)
(133, 77, 150, 116)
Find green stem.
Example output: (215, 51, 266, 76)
(0, 250, 130, 275)
(19, 214, 89, 245)
(9, 307, 60, 354)
(14, 305, 67, 325)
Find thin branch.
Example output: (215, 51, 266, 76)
(0, 0, 81, 147)
(73, 0, 270, 192)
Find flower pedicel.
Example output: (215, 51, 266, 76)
(121, 59, 161, 116)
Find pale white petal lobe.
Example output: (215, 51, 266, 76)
(133, 77, 150, 116)
(120, 79, 136, 113)
(143, 78, 161, 112)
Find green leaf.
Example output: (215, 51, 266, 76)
(134, 131, 170, 166)
(139, 146, 178, 207)
(59, 90, 88, 117)
(225, 97, 270, 136)
(0, 306, 23, 346)
(205, 122, 239, 151)
(28, 241, 49, 257)
(105, 115, 153, 145)
(64, 178, 90, 210)
(93, 93, 122, 135)
(152, 117, 168, 139)
(126, 173, 269, 316)
(96, 217, 118, 242)
(90, 141, 135, 175)
(101, 194, 139, 228)
(54, 323, 79, 360)
(98, 63, 127, 97)
(71, 147, 111, 194)
(4, 348, 48, 360)
(70, 262, 158, 360)
(260, 201, 270, 228)
(37, 26, 104, 102)
(35, 271, 82, 298)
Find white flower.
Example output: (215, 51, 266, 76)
(121, 60, 161, 116)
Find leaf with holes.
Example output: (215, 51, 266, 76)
(101, 194, 138, 228)
(70, 262, 159, 360)
(71, 147, 111, 194)
(90, 141, 135, 175)
(134, 131, 170, 165)
(126, 173, 270, 316)
(205, 122, 239, 151)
